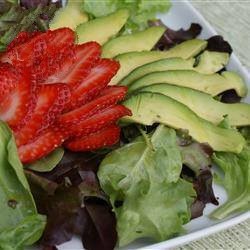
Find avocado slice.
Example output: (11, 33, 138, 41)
(76, 9, 129, 45)
(111, 39, 207, 84)
(139, 84, 250, 126)
(120, 58, 194, 86)
(102, 26, 165, 58)
(50, 0, 88, 30)
(121, 92, 245, 153)
(127, 70, 247, 97)
(195, 51, 229, 74)
(120, 51, 230, 86)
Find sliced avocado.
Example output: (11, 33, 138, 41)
(76, 9, 129, 45)
(102, 26, 165, 58)
(127, 70, 247, 97)
(120, 51, 229, 86)
(120, 58, 195, 86)
(50, 0, 88, 30)
(111, 39, 207, 85)
(195, 51, 229, 74)
(139, 84, 250, 126)
(121, 92, 245, 153)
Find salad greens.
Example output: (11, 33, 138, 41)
(98, 125, 196, 246)
(27, 151, 117, 250)
(82, 0, 171, 33)
(0, 0, 60, 51)
(26, 147, 64, 172)
(211, 129, 250, 219)
(0, 121, 46, 250)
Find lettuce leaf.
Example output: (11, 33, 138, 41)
(0, 121, 46, 250)
(98, 125, 195, 246)
(211, 145, 250, 219)
(82, 0, 171, 33)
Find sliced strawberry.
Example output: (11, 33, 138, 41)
(0, 63, 22, 103)
(65, 124, 120, 152)
(31, 45, 76, 83)
(67, 105, 131, 138)
(0, 68, 34, 131)
(46, 42, 101, 86)
(58, 86, 128, 127)
(68, 58, 120, 110)
(1, 28, 75, 68)
(7, 31, 42, 51)
(15, 83, 71, 146)
(18, 127, 67, 163)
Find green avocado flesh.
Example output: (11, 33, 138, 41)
(120, 51, 229, 86)
(110, 39, 207, 85)
(121, 92, 245, 153)
(120, 58, 194, 86)
(50, 0, 88, 30)
(195, 51, 229, 74)
(139, 84, 250, 126)
(127, 70, 247, 97)
(102, 26, 165, 58)
(76, 9, 129, 45)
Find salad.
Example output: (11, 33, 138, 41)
(0, 0, 249, 250)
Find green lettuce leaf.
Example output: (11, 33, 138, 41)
(26, 147, 64, 172)
(82, 0, 171, 33)
(98, 125, 195, 246)
(0, 121, 46, 250)
(211, 145, 250, 219)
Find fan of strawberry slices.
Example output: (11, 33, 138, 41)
(0, 28, 131, 163)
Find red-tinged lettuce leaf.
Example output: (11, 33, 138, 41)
(206, 35, 232, 54)
(148, 19, 202, 50)
(27, 151, 117, 250)
(20, 0, 62, 8)
(177, 132, 218, 219)
(220, 89, 241, 104)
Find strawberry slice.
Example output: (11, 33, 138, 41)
(31, 45, 76, 83)
(18, 127, 67, 163)
(0, 63, 22, 103)
(1, 28, 75, 68)
(0, 68, 34, 131)
(15, 83, 71, 146)
(57, 86, 128, 126)
(7, 31, 42, 51)
(67, 105, 131, 138)
(46, 42, 101, 86)
(68, 58, 120, 110)
(65, 124, 121, 152)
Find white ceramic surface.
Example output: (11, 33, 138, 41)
(56, 1, 250, 249)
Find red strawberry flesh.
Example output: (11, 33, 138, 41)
(18, 128, 67, 164)
(15, 83, 71, 146)
(65, 124, 120, 151)
(57, 85, 128, 126)
(0, 63, 22, 103)
(68, 58, 120, 110)
(46, 42, 101, 86)
(67, 105, 131, 138)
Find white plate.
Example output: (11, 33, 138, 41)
(57, 1, 250, 249)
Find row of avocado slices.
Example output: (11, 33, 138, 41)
(49, 3, 249, 153)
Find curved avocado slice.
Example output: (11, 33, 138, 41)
(102, 26, 165, 58)
(50, 0, 88, 30)
(120, 58, 195, 86)
(76, 9, 129, 45)
(111, 39, 207, 84)
(139, 84, 250, 126)
(120, 51, 229, 86)
(121, 92, 245, 153)
(194, 51, 229, 74)
(127, 70, 247, 97)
